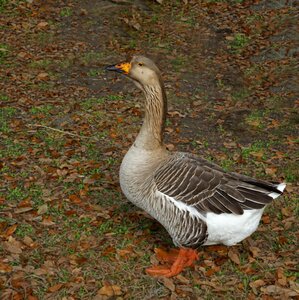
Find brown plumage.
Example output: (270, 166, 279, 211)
(106, 55, 286, 277)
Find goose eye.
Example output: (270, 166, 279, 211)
(138, 62, 144, 66)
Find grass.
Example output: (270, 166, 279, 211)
(0, 140, 27, 158)
(0, 43, 9, 64)
(15, 223, 35, 238)
(0, 1, 297, 299)
(245, 110, 266, 129)
(29, 59, 53, 69)
(87, 69, 104, 77)
(60, 7, 72, 17)
(29, 104, 54, 115)
(80, 51, 105, 65)
(231, 88, 250, 102)
(241, 140, 269, 160)
(229, 33, 250, 53)
(0, 93, 9, 101)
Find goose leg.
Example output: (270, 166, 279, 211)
(146, 248, 198, 277)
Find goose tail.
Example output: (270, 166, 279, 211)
(269, 182, 286, 199)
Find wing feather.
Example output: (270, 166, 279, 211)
(154, 153, 283, 215)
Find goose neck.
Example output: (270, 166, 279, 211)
(134, 82, 167, 150)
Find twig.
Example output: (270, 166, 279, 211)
(27, 124, 96, 140)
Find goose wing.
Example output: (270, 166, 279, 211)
(154, 153, 283, 215)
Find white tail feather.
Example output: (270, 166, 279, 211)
(269, 182, 286, 199)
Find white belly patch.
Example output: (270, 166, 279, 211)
(203, 208, 264, 246)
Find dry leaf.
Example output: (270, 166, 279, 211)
(160, 277, 175, 291)
(15, 207, 33, 214)
(3, 236, 23, 254)
(69, 194, 82, 204)
(265, 167, 277, 176)
(249, 279, 266, 289)
(3, 224, 18, 238)
(48, 283, 63, 292)
(262, 215, 270, 224)
(23, 236, 35, 247)
(0, 261, 13, 273)
(249, 246, 260, 258)
(276, 267, 287, 286)
(41, 216, 55, 226)
(205, 266, 220, 276)
(228, 248, 240, 265)
(98, 283, 122, 296)
(37, 203, 48, 215)
(36, 72, 49, 81)
(37, 21, 49, 28)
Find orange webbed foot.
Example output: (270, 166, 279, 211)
(146, 248, 198, 277)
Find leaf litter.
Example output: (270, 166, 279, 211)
(0, 0, 298, 299)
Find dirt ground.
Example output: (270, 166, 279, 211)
(0, 0, 298, 299)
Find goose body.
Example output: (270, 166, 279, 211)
(106, 56, 286, 276)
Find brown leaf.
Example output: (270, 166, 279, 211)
(249, 246, 260, 258)
(160, 277, 175, 291)
(37, 21, 49, 29)
(98, 283, 122, 296)
(41, 216, 55, 226)
(0, 261, 13, 273)
(276, 267, 287, 286)
(37, 203, 48, 215)
(261, 285, 298, 297)
(117, 249, 132, 258)
(265, 167, 277, 176)
(48, 283, 63, 292)
(249, 279, 266, 289)
(23, 236, 36, 248)
(228, 248, 240, 265)
(69, 194, 82, 204)
(262, 215, 270, 224)
(36, 72, 49, 81)
(205, 266, 220, 276)
(3, 224, 18, 238)
(15, 207, 33, 214)
(3, 237, 23, 254)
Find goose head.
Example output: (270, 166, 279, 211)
(105, 56, 162, 90)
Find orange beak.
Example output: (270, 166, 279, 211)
(105, 62, 131, 74)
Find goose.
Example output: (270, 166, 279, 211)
(105, 56, 286, 277)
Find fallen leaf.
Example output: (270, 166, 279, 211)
(69, 194, 82, 204)
(262, 215, 270, 224)
(249, 279, 266, 289)
(36, 72, 49, 81)
(261, 285, 298, 297)
(48, 283, 63, 292)
(276, 267, 287, 286)
(205, 266, 220, 276)
(249, 246, 260, 258)
(97, 283, 122, 296)
(3, 236, 23, 254)
(3, 224, 18, 238)
(265, 167, 277, 176)
(0, 261, 13, 273)
(160, 277, 175, 291)
(228, 248, 240, 265)
(15, 207, 33, 214)
(41, 216, 55, 226)
(37, 203, 48, 215)
(23, 236, 35, 247)
(37, 21, 49, 29)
